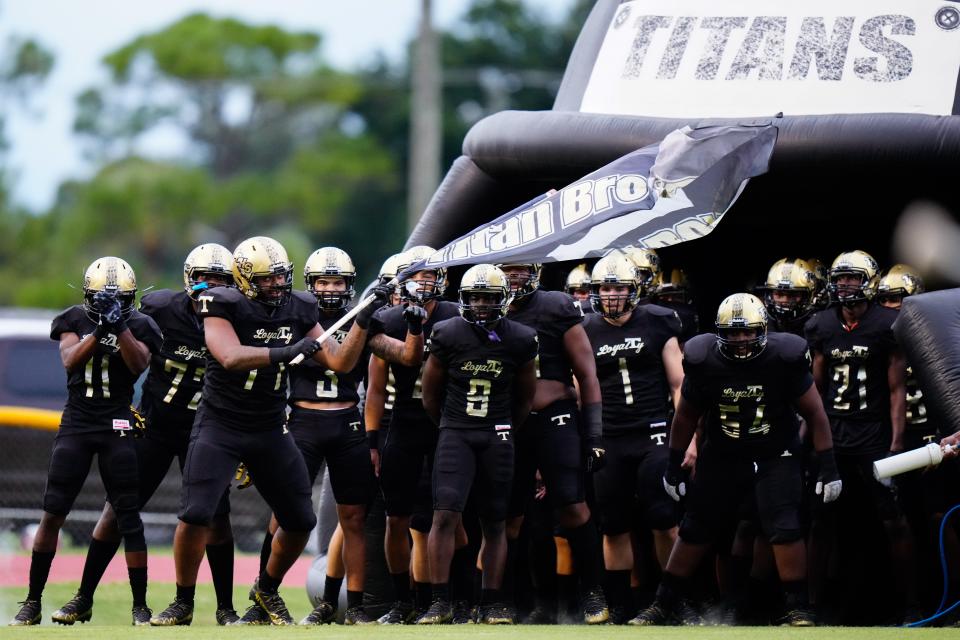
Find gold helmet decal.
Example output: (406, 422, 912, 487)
(232, 236, 294, 307)
(304, 247, 356, 310)
(83, 256, 138, 320)
(459, 264, 510, 327)
(716, 293, 768, 360)
(183, 243, 233, 298)
(828, 250, 879, 305)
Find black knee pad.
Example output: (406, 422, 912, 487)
(178, 503, 215, 527)
(115, 508, 144, 537)
(275, 507, 317, 534)
(123, 529, 147, 553)
(410, 509, 433, 534)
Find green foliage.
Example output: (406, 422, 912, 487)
(4, 0, 593, 309)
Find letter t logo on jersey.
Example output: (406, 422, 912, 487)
(495, 424, 511, 441)
(551, 414, 572, 427)
(198, 295, 214, 313)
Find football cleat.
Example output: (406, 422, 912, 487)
(299, 600, 336, 625)
(377, 601, 415, 624)
(778, 607, 816, 627)
(252, 584, 294, 625)
(343, 606, 376, 625)
(478, 603, 515, 625)
(452, 600, 476, 624)
(149, 597, 193, 626)
(9, 600, 41, 626)
(234, 603, 270, 625)
(581, 587, 610, 625)
(51, 592, 93, 625)
(131, 605, 152, 626)
(627, 601, 673, 626)
(215, 607, 239, 625)
(523, 605, 556, 625)
(415, 599, 453, 625)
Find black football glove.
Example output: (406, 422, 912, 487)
(356, 283, 395, 329)
(402, 303, 428, 335)
(91, 290, 116, 314)
(815, 448, 842, 504)
(662, 448, 687, 502)
(268, 337, 321, 364)
(101, 297, 127, 332)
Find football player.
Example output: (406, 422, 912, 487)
(418, 265, 538, 624)
(497, 261, 608, 624)
(806, 258, 830, 311)
(631, 294, 840, 627)
(364, 246, 461, 624)
(564, 263, 593, 313)
(758, 258, 818, 336)
(51, 245, 237, 627)
(649, 268, 699, 345)
(621, 246, 660, 296)
(240, 248, 374, 626)
(582, 253, 684, 621)
(804, 250, 917, 622)
(377, 252, 406, 307)
(10, 258, 162, 626)
(150, 237, 390, 626)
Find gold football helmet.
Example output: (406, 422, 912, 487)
(397, 245, 445, 302)
(806, 257, 829, 309)
(495, 261, 542, 300)
(565, 263, 592, 300)
(378, 252, 406, 285)
(232, 236, 294, 307)
(459, 264, 510, 327)
(304, 247, 356, 310)
(83, 256, 138, 321)
(716, 293, 768, 360)
(828, 250, 879, 305)
(183, 243, 233, 299)
(877, 264, 924, 309)
(590, 253, 640, 319)
(759, 258, 817, 324)
(621, 246, 660, 292)
(650, 267, 692, 305)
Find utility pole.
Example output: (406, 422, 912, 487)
(407, 0, 441, 232)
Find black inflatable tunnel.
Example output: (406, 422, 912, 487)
(406, 0, 960, 323)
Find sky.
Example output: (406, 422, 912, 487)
(0, 0, 573, 212)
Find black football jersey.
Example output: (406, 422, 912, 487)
(50, 305, 163, 433)
(681, 332, 813, 458)
(652, 300, 699, 344)
(368, 300, 459, 420)
(196, 287, 318, 429)
(506, 289, 583, 384)
(138, 290, 208, 427)
(288, 307, 364, 405)
(575, 299, 595, 315)
(429, 317, 538, 429)
(584, 304, 681, 433)
(804, 304, 897, 424)
(768, 315, 809, 338)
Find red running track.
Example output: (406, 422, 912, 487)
(0, 553, 312, 587)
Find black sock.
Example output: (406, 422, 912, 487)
(391, 571, 411, 603)
(481, 588, 501, 605)
(558, 574, 578, 617)
(323, 575, 343, 605)
(502, 538, 518, 603)
(605, 569, 632, 611)
(258, 532, 273, 574)
(451, 546, 474, 602)
(128, 566, 148, 607)
(258, 570, 281, 594)
(657, 572, 689, 609)
(416, 581, 432, 610)
(176, 583, 196, 604)
(563, 520, 603, 591)
(27, 550, 55, 602)
(79, 537, 120, 599)
(347, 590, 364, 609)
(430, 583, 449, 603)
(782, 579, 809, 610)
(206, 541, 234, 610)
(473, 567, 484, 603)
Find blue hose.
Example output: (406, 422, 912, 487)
(905, 502, 960, 627)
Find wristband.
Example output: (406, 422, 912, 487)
(367, 430, 380, 450)
(582, 402, 602, 440)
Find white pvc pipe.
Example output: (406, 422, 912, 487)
(873, 443, 946, 480)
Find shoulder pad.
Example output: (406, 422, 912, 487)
(772, 332, 811, 365)
(682, 333, 715, 365)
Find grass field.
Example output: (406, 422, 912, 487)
(2, 583, 958, 639)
